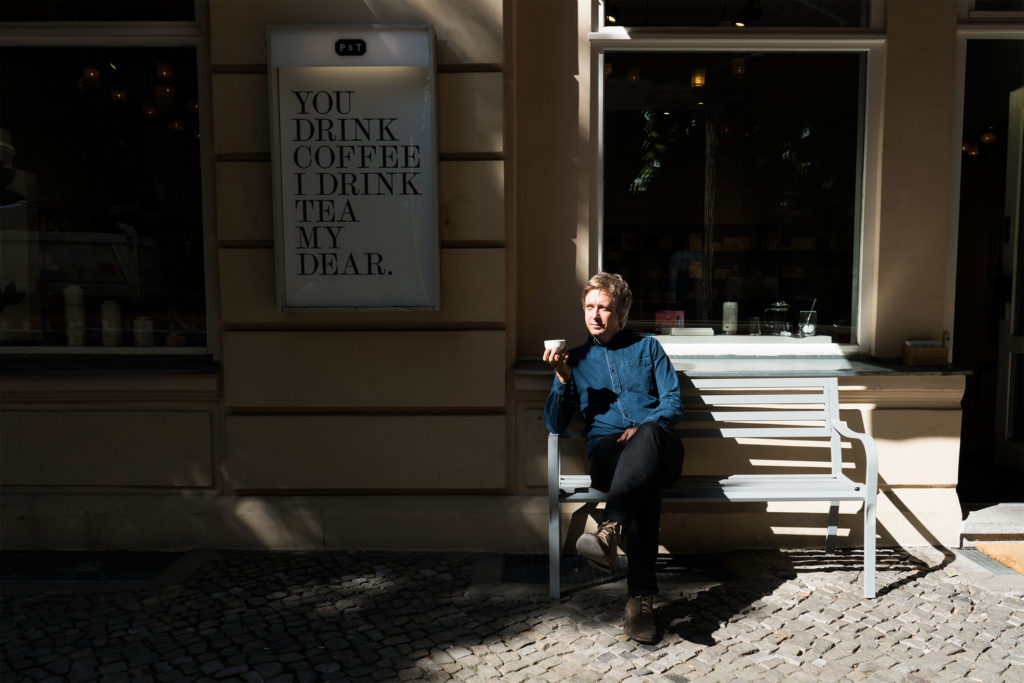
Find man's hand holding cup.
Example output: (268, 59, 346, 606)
(544, 339, 571, 384)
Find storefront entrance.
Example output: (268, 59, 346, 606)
(954, 38, 1024, 514)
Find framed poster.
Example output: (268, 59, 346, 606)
(268, 25, 438, 310)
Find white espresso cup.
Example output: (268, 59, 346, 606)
(544, 339, 566, 352)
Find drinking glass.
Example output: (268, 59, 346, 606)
(749, 316, 762, 335)
(800, 310, 818, 337)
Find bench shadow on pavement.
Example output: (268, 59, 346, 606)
(527, 545, 948, 645)
(654, 546, 946, 644)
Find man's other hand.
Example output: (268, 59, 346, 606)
(617, 427, 638, 442)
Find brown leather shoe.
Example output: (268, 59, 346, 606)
(624, 594, 658, 643)
(575, 520, 622, 572)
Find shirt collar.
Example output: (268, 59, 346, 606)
(590, 328, 631, 350)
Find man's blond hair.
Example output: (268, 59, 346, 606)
(582, 272, 632, 324)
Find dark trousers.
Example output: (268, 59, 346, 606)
(589, 422, 684, 596)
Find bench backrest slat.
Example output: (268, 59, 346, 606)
(685, 378, 832, 389)
(678, 426, 833, 438)
(554, 376, 848, 474)
(683, 393, 826, 406)
(687, 409, 828, 422)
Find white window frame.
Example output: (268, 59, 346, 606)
(0, 14, 215, 356)
(588, 24, 885, 356)
(957, 0, 1024, 22)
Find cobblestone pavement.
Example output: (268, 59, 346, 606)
(2, 546, 1022, 682)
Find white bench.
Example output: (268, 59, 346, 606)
(548, 376, 879, 599)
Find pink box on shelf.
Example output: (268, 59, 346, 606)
(655, 310, 685, 331)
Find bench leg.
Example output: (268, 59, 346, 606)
(863, 497, 877, 599)
(549, 492, 561, 599)
(826, 502, 839, 553)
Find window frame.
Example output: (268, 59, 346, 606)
(958, 0, 1024, 23)
(589, 25, 885, 356)
(0, 15, 215, 358)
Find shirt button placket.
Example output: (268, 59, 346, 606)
(607, 351, 620, 393)
(608, 349, 631, 424)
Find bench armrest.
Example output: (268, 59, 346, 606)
(833, 420, 879, 502)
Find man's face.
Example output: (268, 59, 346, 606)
(584, 288, 622, 344)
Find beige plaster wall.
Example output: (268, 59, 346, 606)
(0, 375, 221, 491)
(0, 494, 551, 552)
(221, 330, 505, 409)
(872, 0, 959, 358)
(513, 0, 592, 350)
(1, 368, 965, 550)
(210, 0, 510, 494)
(208, 0, 503, 66)
(1, 410, 215, 488)
(1, 371, 964, 551)
(1, 0, 972, 556)
(1, 0, 511, 549)
(226, 415, 506, 490)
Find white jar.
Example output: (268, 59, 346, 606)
(63, 284, 84, 306)
(722, 301, 738, 335)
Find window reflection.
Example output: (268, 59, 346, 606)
(0, 1, 195, 22)
(0, 47, 205, 348)
(602, 51, 863, 341)
(603, 0, 869, 29)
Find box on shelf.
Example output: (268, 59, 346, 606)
(655, 310, 685, 333)
(902, 342, 948, 366)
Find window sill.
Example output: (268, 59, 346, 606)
(652, 334, 858, 357)
(1, 346, 209, 355)
(514, 334, 968, 379)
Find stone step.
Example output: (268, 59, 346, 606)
(961, 503, 1024, 546)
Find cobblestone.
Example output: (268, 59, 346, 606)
(2, 547, 1022, 681)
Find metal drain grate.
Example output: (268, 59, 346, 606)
(957, 548, 1019, 575)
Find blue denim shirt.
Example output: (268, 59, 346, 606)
(544, 330, 683, 449)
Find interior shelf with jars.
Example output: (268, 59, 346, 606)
(602, 219, 851, 343)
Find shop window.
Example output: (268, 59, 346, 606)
(602, 0, 870, 29)
(0, 1, 195, 22)
(972, 0, 1024, 12)
(601, 49, 866, 343)
(0, 45, 206, 350)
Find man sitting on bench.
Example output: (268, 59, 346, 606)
(543, 272, 684, 643)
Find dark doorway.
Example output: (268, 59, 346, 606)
(954, 38, 1024, 511)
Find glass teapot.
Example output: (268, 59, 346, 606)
(764, 300, 791, 336)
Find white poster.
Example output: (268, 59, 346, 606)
(269, 27, 438, 310)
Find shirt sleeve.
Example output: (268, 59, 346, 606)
(544, 374, 579, 434)
(648, 338, 683, 428)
